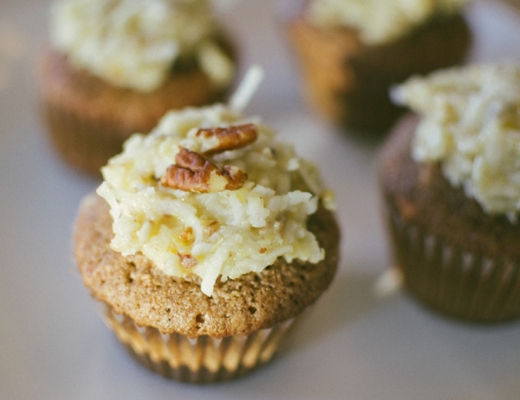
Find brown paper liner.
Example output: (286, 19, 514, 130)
(99, 302, 299, 383)
(40, 100, 127, 176)
(386, 206, 520, 323)
(36, 45, 235, 176)
(284, 6, 471, 133)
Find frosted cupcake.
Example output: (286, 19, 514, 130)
(379, 64, 520, 323)
(74, 71, 340, 381)
(285, 0, 472, 134)
(37, 0, 236, 175)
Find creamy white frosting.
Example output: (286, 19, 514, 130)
(97, 103, 333, 296)
(50, 0, 234, 91)
(393, 64, 520, 217)
(307, 0, 469, 44)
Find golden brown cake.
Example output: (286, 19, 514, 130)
(37, 0, 236, 175)
(75, 194, 339, 381)
(379, 65, 520, 323)
(285, 0, 472, 134)
(73, 94, 340, 382)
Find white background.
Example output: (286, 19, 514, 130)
(2, 1, 520, 399)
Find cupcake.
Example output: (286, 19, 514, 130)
(37, 0, 236, 175)
(379, 64, 520, 323)
(73, 73, 340, 382)
(284, 0, 472, 134)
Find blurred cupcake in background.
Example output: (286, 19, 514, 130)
(37, 0, 236, 175)
(284, 0, 472, 135)
(379, 64, 520, 323)
(74, 70, 340, 382)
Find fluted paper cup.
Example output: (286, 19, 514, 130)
(40, 100, 127, 175)
(386, 205, 520, 323)
(282, 0, 471, 133)
(100, 302, 299, 383)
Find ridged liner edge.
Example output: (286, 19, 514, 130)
(99, 302, 298, 383)
(387, 206, 520, 323)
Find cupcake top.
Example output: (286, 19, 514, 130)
(50, 0, 234, 91)
(393, 64, 520, 217)
(306, 0, 469, 45)
(97, 76, 334, 296)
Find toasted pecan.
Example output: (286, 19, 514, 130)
(197, 123, 258, 155)
(160, 147, 247, 193)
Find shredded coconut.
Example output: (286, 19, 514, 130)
(394, 64, 520, 217)
(307, 0, 469, 45)
(50, 0, 234, 91)
(97, 104, 333, 296)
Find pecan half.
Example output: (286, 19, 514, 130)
(160, 147, 247, 193)
(197, 123, 258, 155)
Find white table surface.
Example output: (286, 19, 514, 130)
(2, 1, 520, 399)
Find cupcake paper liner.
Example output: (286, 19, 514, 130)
(36, 47, 235, 176)
(284, 10, 471, 133)
(99, 302, 298, 383)
(386, 205, 520, 323)
(40, 100, 126, 175)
